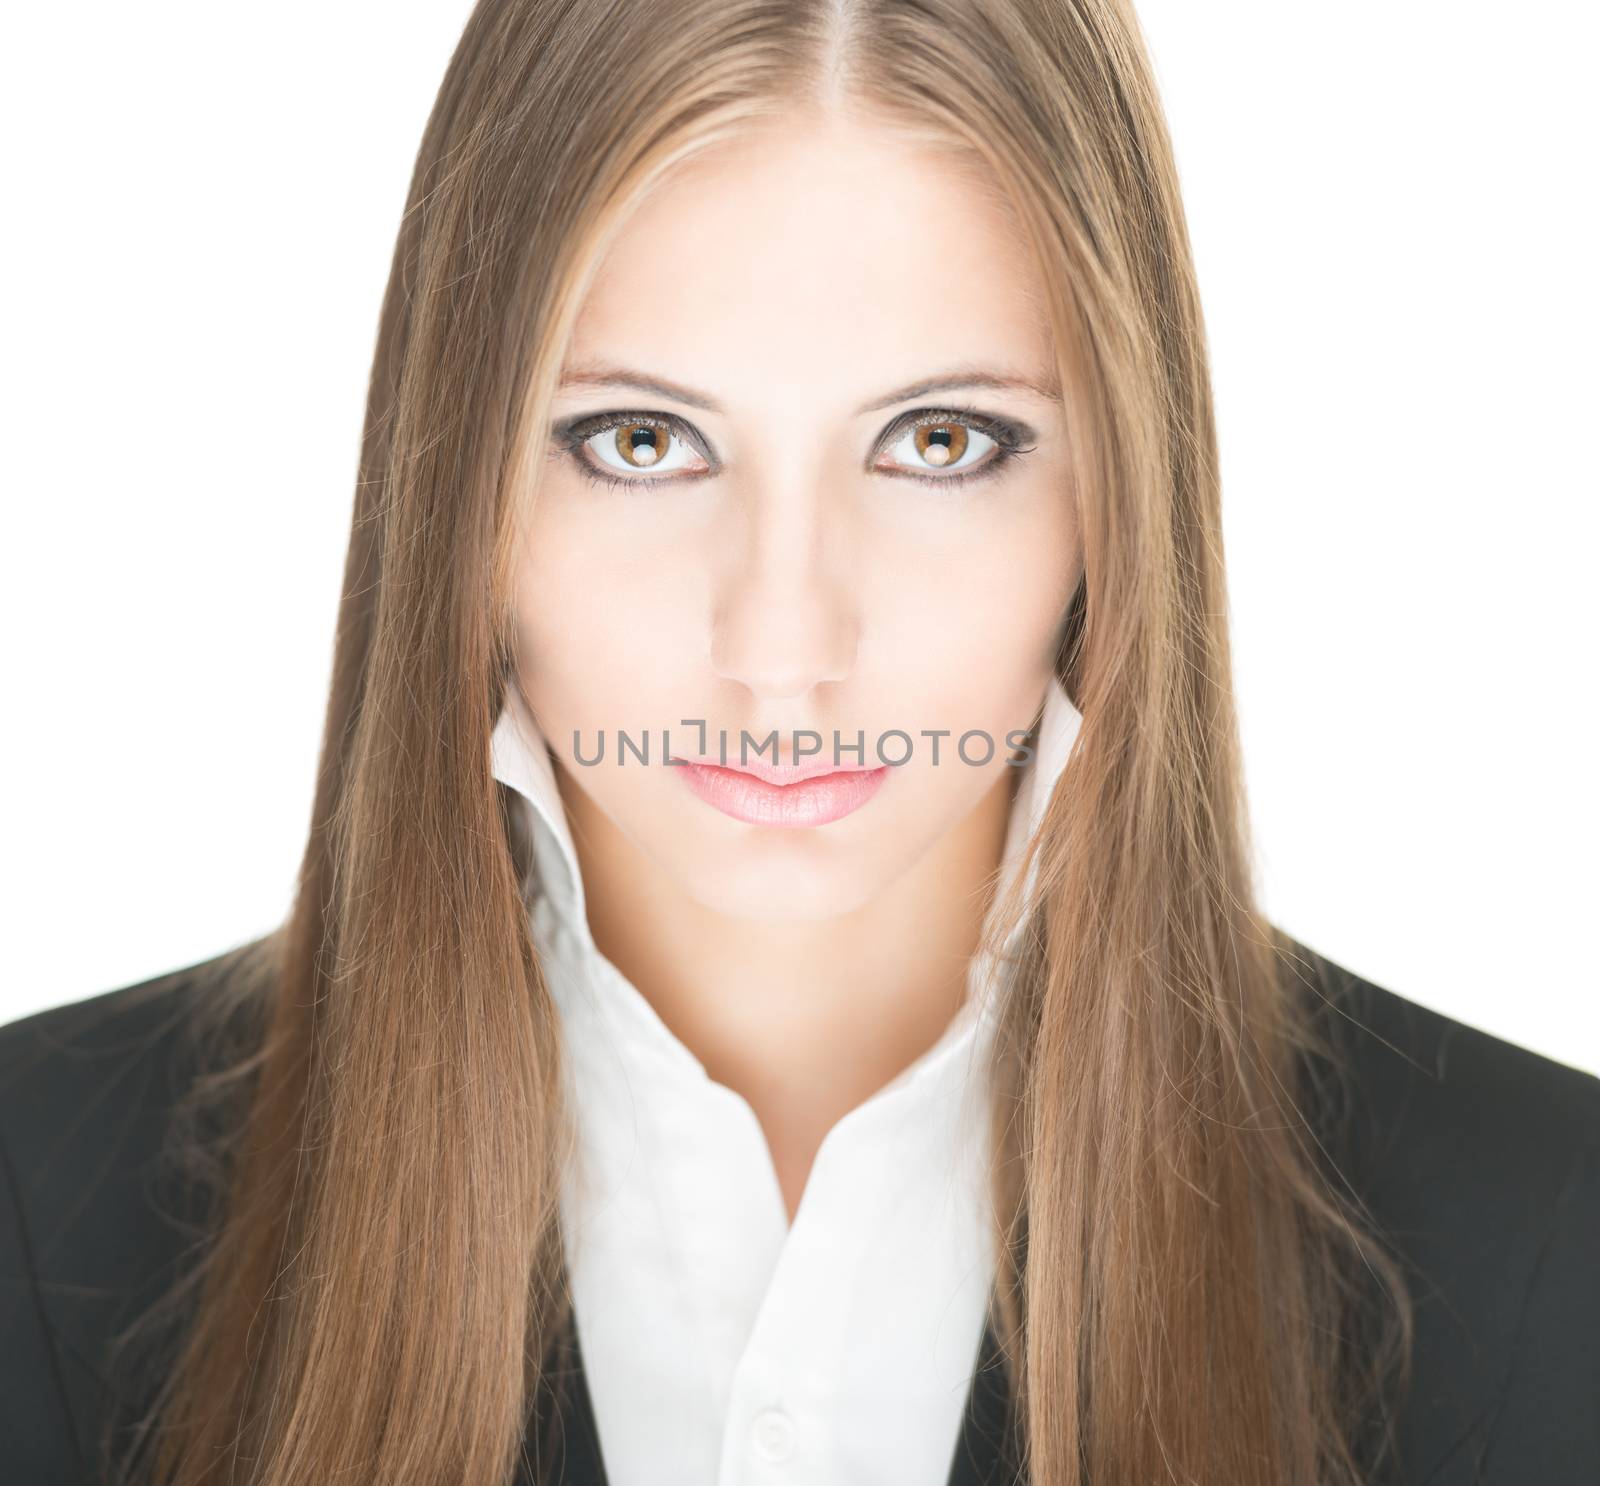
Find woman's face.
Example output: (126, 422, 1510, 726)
(512, 110, 1082, 923)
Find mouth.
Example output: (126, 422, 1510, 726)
(667, 755, 891, 827)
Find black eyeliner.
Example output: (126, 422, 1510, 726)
(868, 404, 1040, 489)
(553, 409, 718, 465)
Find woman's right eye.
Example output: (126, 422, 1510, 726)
(556, 413, 713, 488)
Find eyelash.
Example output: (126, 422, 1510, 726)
(550, 406, 1037, 492)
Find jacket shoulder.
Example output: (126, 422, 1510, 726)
(1292, 942, 1600, 1216)
(0, 962, 209, 1112)
(1287, 942, 1600, 1484)
(0, 953, 257, 1483)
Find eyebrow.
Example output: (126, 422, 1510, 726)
(556, 362, 1063, 415)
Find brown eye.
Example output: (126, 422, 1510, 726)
(878, 415, 1000, 479)
(564, 414, 709, 483)
(913, 421, 968, 468)
(614, 421, 671, 468)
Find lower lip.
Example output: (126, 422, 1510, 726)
(671, 759, 890, 827)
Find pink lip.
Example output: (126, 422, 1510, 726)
(676, 750, 875, 786)
(670, 756, 890, 827)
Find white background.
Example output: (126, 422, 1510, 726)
(2, 3, 1594, 1074)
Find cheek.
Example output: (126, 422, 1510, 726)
(878, 477, 1079, 695)
(511, 497, 702, 718)
(867, 481, 1078, 811)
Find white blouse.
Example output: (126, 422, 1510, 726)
(491, 678, 1082, 1485)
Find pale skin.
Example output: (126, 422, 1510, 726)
(513, 107, 1084, 1222)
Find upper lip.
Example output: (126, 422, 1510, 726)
(671, 752, 880, 786)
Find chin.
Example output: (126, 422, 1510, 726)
(674, 837, 890, 923)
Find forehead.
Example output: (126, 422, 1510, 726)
(564, 114, 1055, 410)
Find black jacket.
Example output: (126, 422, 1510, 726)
(2, 942, 1596, 1485)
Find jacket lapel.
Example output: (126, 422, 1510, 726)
(945, 1308, 1021, 1486)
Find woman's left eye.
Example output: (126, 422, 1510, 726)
(875, 415, 1004, 482)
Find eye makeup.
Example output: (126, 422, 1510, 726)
(874, 407, 1038, 490)
(548, 404, 1039, 493)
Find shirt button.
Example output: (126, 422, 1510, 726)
(752, 1407, 796, 1463)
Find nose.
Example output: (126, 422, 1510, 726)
(709, 479, 859, 701)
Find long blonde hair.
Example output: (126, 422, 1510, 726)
(115, 1, 1411, 1481)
